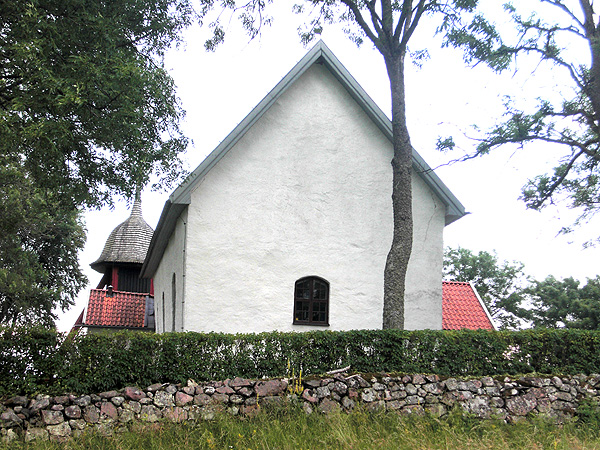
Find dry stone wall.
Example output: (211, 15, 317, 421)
(2, 373, 600, 442)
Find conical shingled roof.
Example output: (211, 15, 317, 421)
(90, 197, 154, 273)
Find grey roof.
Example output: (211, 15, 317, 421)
(91, 197, 155, 273)
(141, 40, 466, 278)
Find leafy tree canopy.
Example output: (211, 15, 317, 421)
(0, 155, 87, 326)
(0, 0, 195, 325)
(443, 246, 530, 329)
(1, 0, 193, 207)
(526, 275, 600, 329)
(445, 0, 600, 241)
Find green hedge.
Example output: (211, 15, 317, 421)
(2, 327, 600, 396)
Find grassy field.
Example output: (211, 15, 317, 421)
(3, 406, 600, 450)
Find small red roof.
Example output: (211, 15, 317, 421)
(442, 281, 495, 330)
(84, 289, 148, 328)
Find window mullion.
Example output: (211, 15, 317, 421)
(308, 278, 315, 324)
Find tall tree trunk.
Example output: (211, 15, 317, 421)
(580, 0, 600, 130)
(382, 50, 413, 329)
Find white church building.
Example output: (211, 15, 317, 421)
(140, 41, 466, 334)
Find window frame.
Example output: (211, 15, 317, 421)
(293, 276, 330, 326)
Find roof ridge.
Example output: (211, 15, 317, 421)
(130, 195, 143, 218)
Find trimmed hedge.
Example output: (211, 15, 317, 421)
(2, 327, 600, 396)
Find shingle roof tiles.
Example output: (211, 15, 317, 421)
(90, 198, 154, 272)
(442, 281, 495, 330)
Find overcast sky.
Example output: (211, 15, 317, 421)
(56, 2, 600, 331)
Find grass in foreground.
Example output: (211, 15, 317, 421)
(4, 406, 600, 450)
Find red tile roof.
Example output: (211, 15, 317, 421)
(84, 289, 148, 328)
(442, 281, 495, 330)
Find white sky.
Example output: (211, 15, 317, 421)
(56, 1, 600, 331)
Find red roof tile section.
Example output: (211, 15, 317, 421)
(85, 289, 148, 328)
(442, 281, 495, 330)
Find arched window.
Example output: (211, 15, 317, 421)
(293, 276, 329, 326)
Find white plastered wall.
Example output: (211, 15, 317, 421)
(404, 174, 445, 330)
(153, 208, 187, 333)
(178, 64, 444, 333)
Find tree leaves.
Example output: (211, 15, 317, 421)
(526, 275, 600, 330)
(0, 156, 87, 326)
(0, 0, 194, 326)
(0, 0, 193, 207)
(447, 0, 600, 237)
(444, 246, 600, 331)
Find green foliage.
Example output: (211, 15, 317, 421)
(443, 247, 600, 331)
(1, 0, 193, 207)
(526, 275, 600, 330)
(292, 0, 487, 54)
(5, 327, 600, 396)
(443, 247, 530, 329)
(576, 398, 600, 428)
(436, 136, 456, 152)
(0, 327, 64, 395)
(447, 1, 600, 238)
(441, 12, 511, 71)
(0, 157, 87, 326)
(0, 0, 194, 325)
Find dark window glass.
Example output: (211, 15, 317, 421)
(293, 277, 329, 326)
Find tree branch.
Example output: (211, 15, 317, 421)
(528, 149, 585, 208)
(515, 14, 586, 40)
(541, 0, 585, 30)
(339, 0, 380, 48)
(400, 0, 428, 48)
(363, 0, 384, 39)
(578, 0, 596, 37)
(390, 0, 411, 50)
(509, 44, 584, 90)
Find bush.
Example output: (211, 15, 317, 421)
(2, 327, 600, 396)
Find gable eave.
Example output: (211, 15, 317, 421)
(469, 281, 497, 331)
(169, 41, 329, 206)
(170, 40, 465, 221)
(315, 44, 466, 224)
(411, 150, 466, 225)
